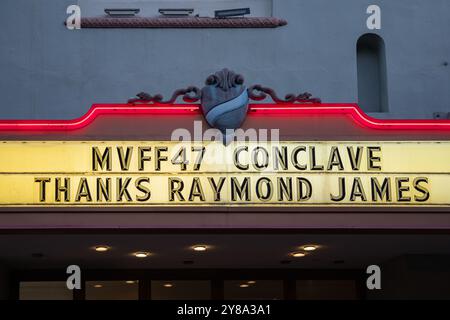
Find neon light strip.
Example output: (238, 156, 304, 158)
(0, 103, 449, 131)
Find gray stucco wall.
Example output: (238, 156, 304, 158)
(0, 0, 448, 120)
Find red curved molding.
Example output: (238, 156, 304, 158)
(0, 103, 449, 131)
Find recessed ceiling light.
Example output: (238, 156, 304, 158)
(163, 283, 173, 288)
(94, 245, 110, 252)
(291, 251, 306, 257)
(302, 245, 317, 252)
(239, 284, 249, 288)
(125, 281, 136, 284)
(192, 245, 207, 252)
(93, 284, 103, 288)
(134, 251, 150, 258)
(247, 281, 256, 284)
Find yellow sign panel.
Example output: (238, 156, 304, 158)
(0, 141, 448, 207)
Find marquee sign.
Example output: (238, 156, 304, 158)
(1, 69, 450, 208)
(0, 140, 449, 207)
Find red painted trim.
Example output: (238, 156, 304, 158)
(0, 103, 449, 131)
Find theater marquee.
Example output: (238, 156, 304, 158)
(0, 140, 448, 207)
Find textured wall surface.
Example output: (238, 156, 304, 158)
(0, 0, 448, 119)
